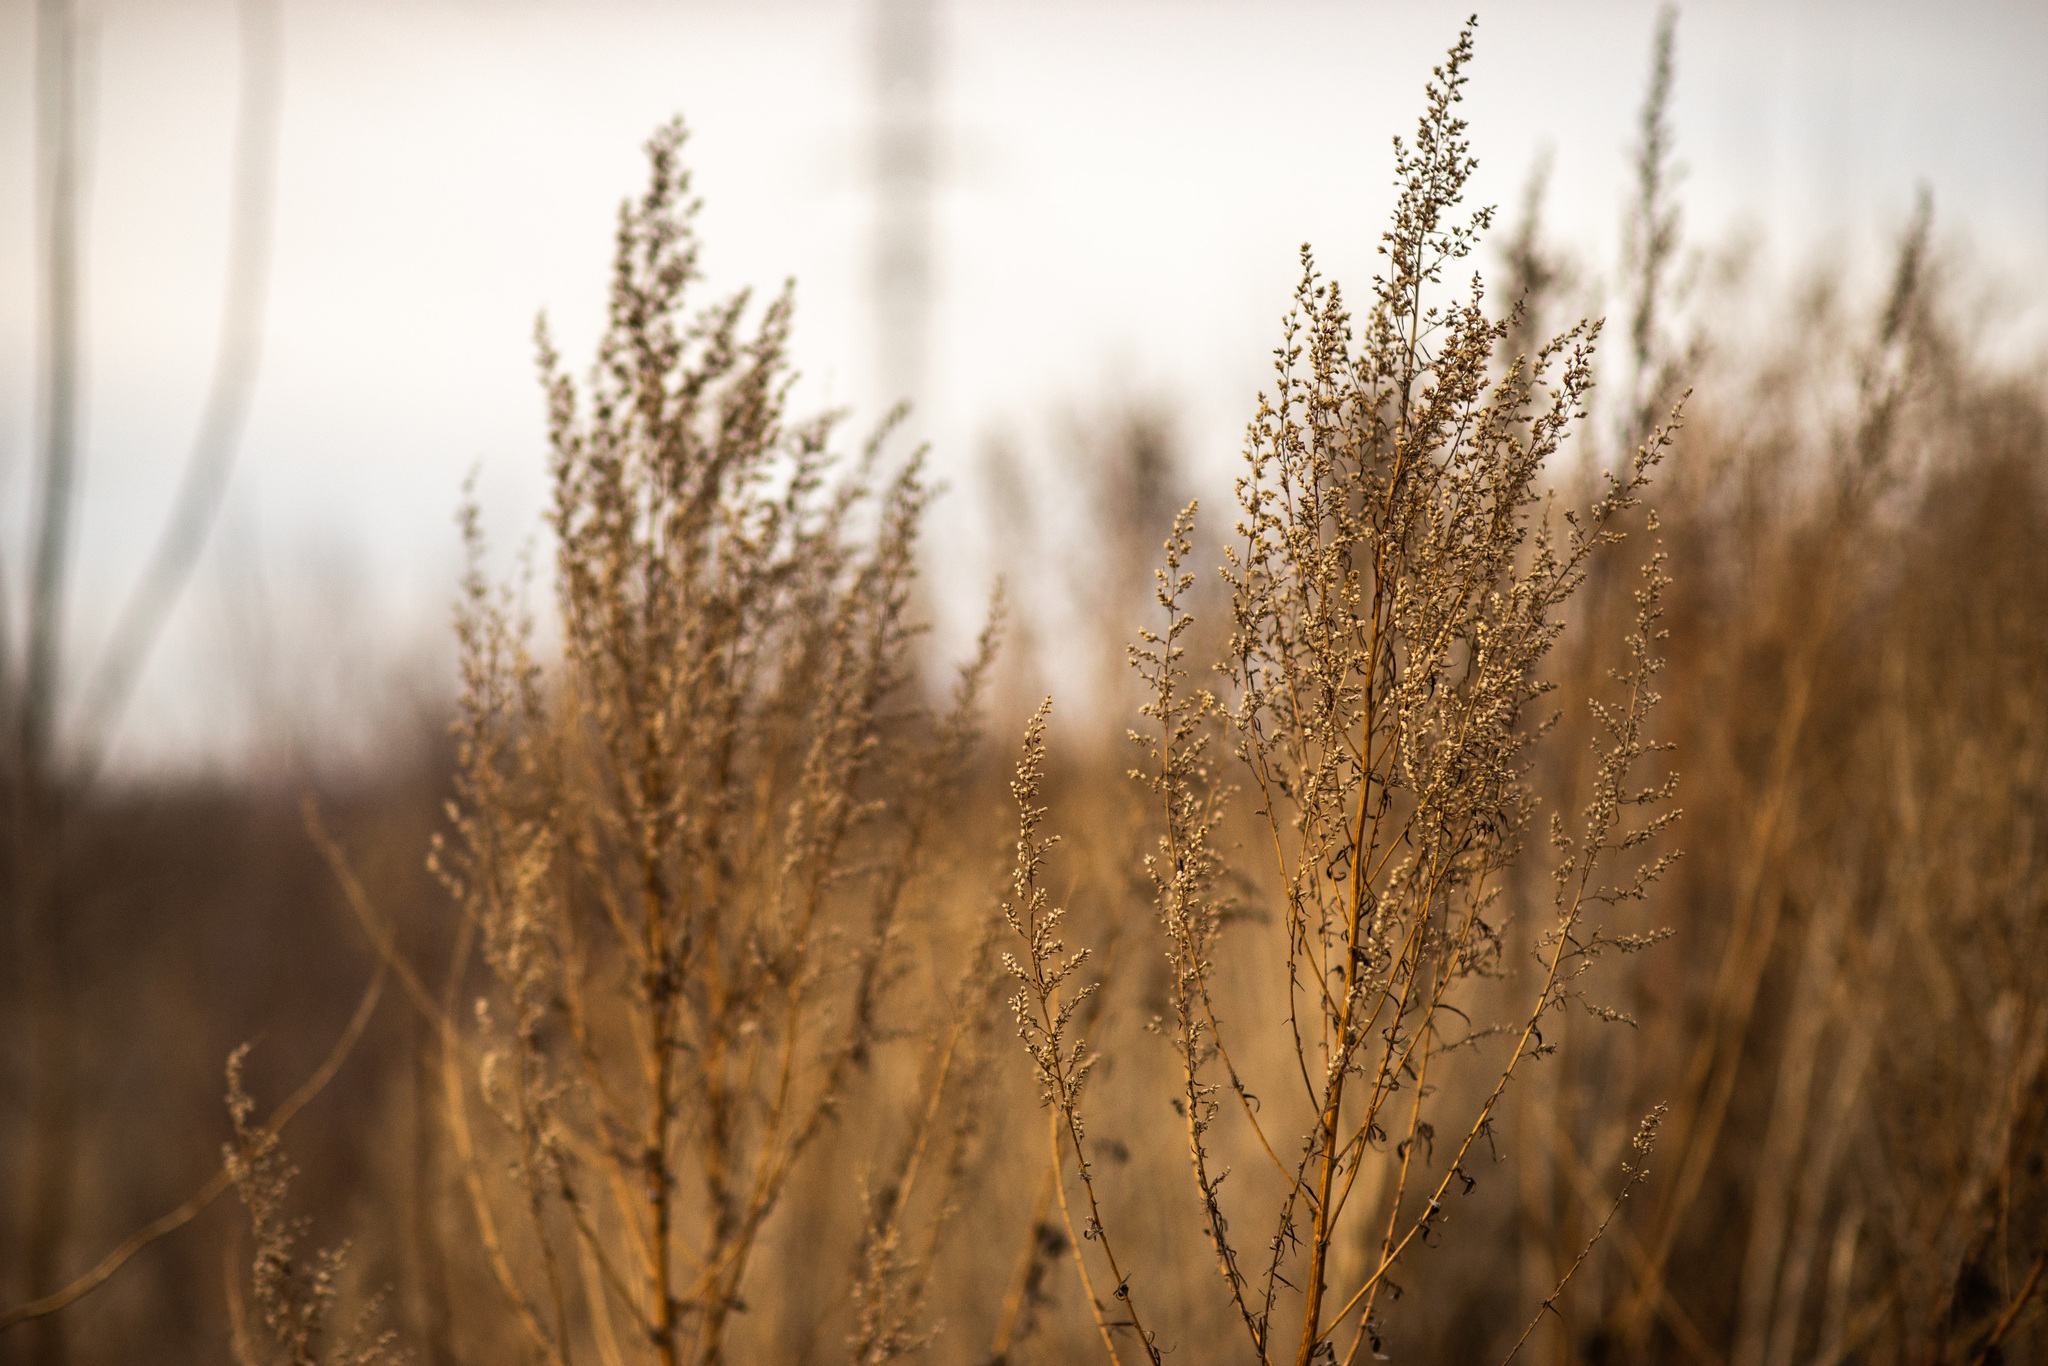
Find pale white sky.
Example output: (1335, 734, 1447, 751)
(2, 0, 2045, 771)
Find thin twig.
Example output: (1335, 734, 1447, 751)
(1500, 1108, 1664, 1366)
(0, 958, 387, 1332)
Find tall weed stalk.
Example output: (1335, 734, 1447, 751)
(438, 120, 993, 1366)
(1002, 22, 1681, 1366)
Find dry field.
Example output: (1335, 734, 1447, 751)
(5, 18, 2045, 1366)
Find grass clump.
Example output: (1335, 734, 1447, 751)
(10, 14, 2047, 1366)
(998, 21, 1680, 1366)
(435, 119, 994, 1366)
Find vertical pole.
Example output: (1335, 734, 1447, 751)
(871, 0, 938, 419)
(12, 5, 84, 1359)
(24, 0, 82, 775)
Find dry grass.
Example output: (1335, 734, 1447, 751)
(4, 16, 2046, 1366)
(996, 28, 1678, 1365)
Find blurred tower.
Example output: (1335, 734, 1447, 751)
(870, 0, 938, 419)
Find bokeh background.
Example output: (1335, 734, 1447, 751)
(5, 5, 2048, 1366)
(1, 0, 2044, 773)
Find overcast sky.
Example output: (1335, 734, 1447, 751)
(3, 0, 2045, 771)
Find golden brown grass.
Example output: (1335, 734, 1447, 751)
(4, 15, 2046, 1366)
(995, 27, 1679, 1365)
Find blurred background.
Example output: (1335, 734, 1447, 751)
(4, 3, 2048, 1365)
(1, 0, 2044, 774)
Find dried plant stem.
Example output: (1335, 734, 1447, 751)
(989, 1145, 1060, 1362)
(990, 931, 1132, 1366)
(0, 957, 386, 1333)
(1004, 702, 1161, 1365)
(1500, 1108, 1665, 1366)
(307, 800, 568, 1364)
(1060, 21, 1684, 1365)
(1969, 1254, 2047, 1366)
(1046, 1108, 1128, 1366)
(1343, 1027, 1433, 1362)
(1539, 1116, 1720, 1366)
(1323, 912, 1577, 1356)
(1138, 502, 1275, 1355)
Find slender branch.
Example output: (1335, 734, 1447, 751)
(74, 0, 283, 773)
(1499, 1107, 1664, 1366)
(1969, 1254, 2047, 1366)
(0, 959, 387, 1333)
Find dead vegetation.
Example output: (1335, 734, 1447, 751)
(3, 15, 2045, 1366)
